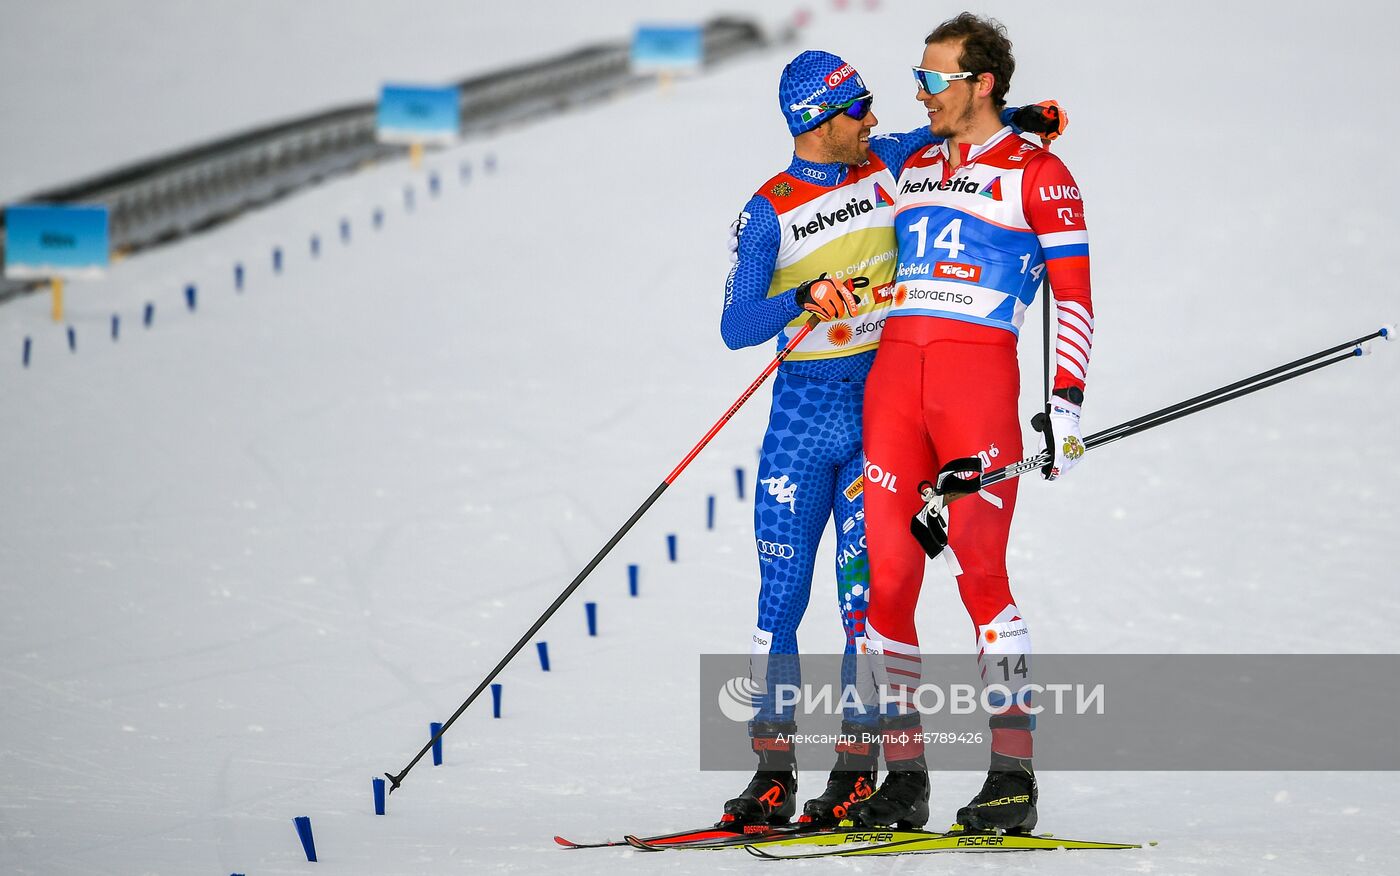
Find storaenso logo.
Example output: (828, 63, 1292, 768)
(901, 176, 981, 196)
(791, 197, 875, 241)
(757, 540, 795, 559)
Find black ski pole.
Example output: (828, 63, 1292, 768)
(383, 315, 822, 794)
(982, 325, 1393, 489)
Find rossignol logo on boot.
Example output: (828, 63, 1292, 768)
(761, 474, 799, 512)
(791, 197, 875, 241)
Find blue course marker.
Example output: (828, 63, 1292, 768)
(536, 641, 551, 672)
(666, 534, 677, 562)
(310, 235, 320, 258)
(22, 337, 31, 368)
(66, 327, 76, 352)
(707, 495, 716, 530)
(340, 219, 351, 243)
(491, 683, 502, 718)
(372, 776, 386, 815)
(373, 208, 384, 229)
(234, 263, 244, 291)
(273, 247, 283, 274)
(429, 173, 441, 197)
(628, 564, 639, 597)
(111, 315, 120, 340)
(293, 816, 317, 862)
(430, 721, 444, 766)
(585, 602, 598, 637)
(736, 467, 746, 500)
(184, 284, 197, 311)
(144, 302, 155, 327)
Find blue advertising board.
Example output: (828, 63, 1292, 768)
(376, 84, 461, 145)
(3, 203, 110, 279)
(630, 24, 704, 74)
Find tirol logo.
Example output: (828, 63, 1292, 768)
(870, 281, 895, 304)
(934, 262, 982, 283)
(717, 676, 763, 722)
(826, 63, 857, 87)
(901, 175, 982, 196)
(761, 474, 798, 513)
(791, 197, 875, 241)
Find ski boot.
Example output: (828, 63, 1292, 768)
(718, 721, 797, 829)
(954, 753, 1038, 834)
(799, 721, 879, 826)
(847, 753, 929, 829)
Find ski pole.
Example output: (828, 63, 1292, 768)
(384, 314, 822, 794)
(983, 324, 1393, 489)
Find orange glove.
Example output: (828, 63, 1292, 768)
(794, 274, 866, 321)
(1012, 100, 1068, 145)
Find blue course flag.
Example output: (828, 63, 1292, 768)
(628, 564, 639, 597)
(630, 24, 703, 75)
(707, 495, 716, 530)
(22, 336, 32, 367)
(66, 327, 76, 352)
(143, 302, 155, 327)
(666, 534, 677, 562)
(376, 84, 460, 145)
(272, 247, 283, 274)
(490, 683, 502, 718)
(429, 173, 441, 197)
(373, 208, 384, 229)
(585, 602, 598, 637)
(310, 235, 320, 258)
(736, 467, 746, 500)
(372, 776, 386, 815)
(430, 721, 444, 766)
(2, 203, 109, 279)
(184, 284, 196, 311)
(234, 263, 244, 291)
(293, 816, 317, 862)
(111, 314, 119, 340)
(340, 219, 351, 242)
(536, 641, 551, 672)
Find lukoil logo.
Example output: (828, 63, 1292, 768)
(718, 676, 764, 722)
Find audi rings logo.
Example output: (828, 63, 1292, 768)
(718, 676, 764, 722)
(757, 540, 795, 559)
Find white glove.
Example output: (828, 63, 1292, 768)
(1036, 397, 1085, 481)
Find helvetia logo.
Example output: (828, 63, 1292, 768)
(791, 197, 875, 240)
(901, 175, 981, 196)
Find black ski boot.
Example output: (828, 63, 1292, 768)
(719, 722, 797, 828)
(847, 754, 929, 829)
(799, 721, 879, 826)
(955, 754, 1038, 833)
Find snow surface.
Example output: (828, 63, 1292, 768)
(3, 1, 1400, 873)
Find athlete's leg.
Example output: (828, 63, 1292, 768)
(860, 336, 936, 766)
(751, 371, 839, 728)
(923, 338, 1032, 758)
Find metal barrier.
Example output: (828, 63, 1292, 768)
(0, 17, 766, 303)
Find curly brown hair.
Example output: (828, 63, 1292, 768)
(926, 13, 1015, 109)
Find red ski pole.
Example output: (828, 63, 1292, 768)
(385, 314, 822, 793)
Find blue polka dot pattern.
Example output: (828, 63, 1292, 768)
(749, 368, 874, 726)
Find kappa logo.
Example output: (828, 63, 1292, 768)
(934, 261, 983, 283)
(760, 474, 799, 513)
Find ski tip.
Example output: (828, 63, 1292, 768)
(553, 836, 577, 848)
(744, 844, 776, 858)
(1379, 323, 1395, 341)
(623, 834, 661, 852)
